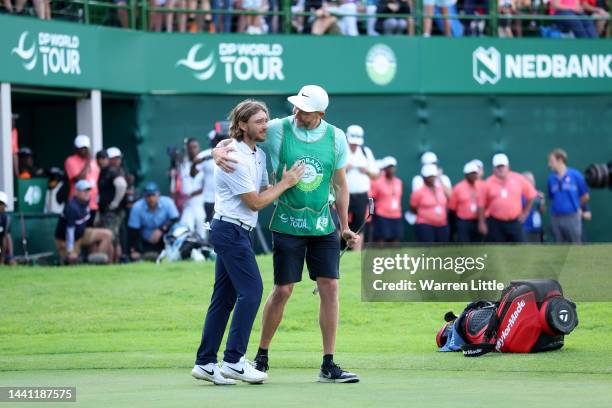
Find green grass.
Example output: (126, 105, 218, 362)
(1, 251, 611, 407)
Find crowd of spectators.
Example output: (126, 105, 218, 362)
(2, 0, 609, 37)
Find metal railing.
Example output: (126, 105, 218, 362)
(1, 0, 610, 37)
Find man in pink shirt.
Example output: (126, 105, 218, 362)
(369, 157, 403, 242)
(64, 135, 100, 217)
(448, 161, 485, 242)
(410, 163, 449, 243)
(478, 153, 536, 242)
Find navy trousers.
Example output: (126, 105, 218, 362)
(195, 219, 263, 365)
(486, 218, 524, 243)
(415, 224, 450, 243)
(456, 218, 483, 243)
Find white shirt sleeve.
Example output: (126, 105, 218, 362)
(219, 155, 256, 196)
(364, 147, 379, 175)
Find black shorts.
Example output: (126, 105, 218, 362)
(348, 192, 368, 232)
(272, 230, 340, 285)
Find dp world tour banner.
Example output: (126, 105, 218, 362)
(2, 14, 612, 95)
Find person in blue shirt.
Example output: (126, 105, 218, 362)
(547, 148, 589, 243)
(521, 172, 546, 242)
(128, 181, 180, 260)
(54, 180, 114, 264)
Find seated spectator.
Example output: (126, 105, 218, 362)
(44, 167, 68, 215)
(498, 0, 516, 37)
(521, 171, 545, 242)
(376, 0, 413, 35)
(581, 0, 609, 36)
(128, 182, 179, 261)
(423, 0, 455, 36)
(370, 157, 404, 243)
(239, 0, 269, 33)
(551, 0, 597, 38)
(17, 147, 44, 179)
(99, 147, 129, 263)
(3, 0, 50, 19)
(54, 180, 114, 265)
(65, 135, 100, 219)
(448, 161, 484, 242)
(0, 191, 16, 266)
(310, 0, 343, 34)
(410, 164, 449, 243)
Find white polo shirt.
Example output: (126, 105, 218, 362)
(346, 145, 378, 194)
(214, 140, 268, 228)
(196, 148, 216, 203)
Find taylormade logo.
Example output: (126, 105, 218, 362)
(495, 299, 526, 351)
(177, 43, 284, 84)
(473, 46, 612, 85)
(11, 31, 81, 76)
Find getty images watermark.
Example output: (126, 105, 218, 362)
(361, 244, 612, 302)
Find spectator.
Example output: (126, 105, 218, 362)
(346, 125, 379, 250)
(521, 171, 546, 242)
(365, 0, 380, 35)
(470, 159, 484, 180)
(410, 163, 449, 242)
(478, 153, 536, 242)
(44, 167, 68, 215)
(377, 0, 413, 35)
(188, 0, 213, 32)
(180, 138, 206, 239)
(17, 147, 44, 179)
(310, 1, 343, 34)
(581, 0, 609, 36)
(411, 152, 452, 197)
(64, 135, 100, 218)
(498, 0, 516, 37)
(3, 0, 50, 19)
(98, 147, 129, 263)
(448, 161, 484, 242)
(329, 0, 361, 36)
(423, 0, 454, 36)
(11, 113, 20, 178)
(211, 0, 234, 32)
(128, 181, 180, 260)
(551, 0, 597, 38)
(370, 157, 403, 242)
(54, 180, 114, 265)
(0, 191, 16, 266)
(194, 125, 231, 225)
(115, 0, 130, 28)
(239, 0, 268, 33)
(547, 148, 589, 243)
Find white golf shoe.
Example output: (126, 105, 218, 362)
(192, 363, 236, 385)
(220, 357, 268, 384)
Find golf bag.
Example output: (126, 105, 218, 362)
(156, 225, 215, 263)
(436, 280, 578, 357)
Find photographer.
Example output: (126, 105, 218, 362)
(127, 182, 179, 260)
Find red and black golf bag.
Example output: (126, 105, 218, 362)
(436, 280, 578, 357)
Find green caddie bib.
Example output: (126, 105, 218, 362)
(269, 118, 337, 236)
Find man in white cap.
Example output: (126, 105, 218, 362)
(410, 163, 449, 242)
(179, 138, 206, 240)
(370, 156, 404, 242)
(98, 147, 129, 262)
(345, 124, 379, 250)
(478, 153, 537, 242)
(213, 85, 360, 383)
(411, 151, 452, 195)
(448, 161, 485, 242)
(0, 191, 16, 266)
(64, 135, 100, 218)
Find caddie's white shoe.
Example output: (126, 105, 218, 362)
(192, 363, 236, 385)
(220, 357, 268, 384)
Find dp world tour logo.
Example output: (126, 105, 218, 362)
(297, 156, 324, 192)
(176, 44, 217, 80)
(365, 44, 397, 86)
(473, 46, 501, 85)
(176, 42, 284, 84)
(11, 31, 81, 76)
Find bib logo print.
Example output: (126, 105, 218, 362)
(297, 156, 324, 192)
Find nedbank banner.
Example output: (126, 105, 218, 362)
(2, 14, 612, 94)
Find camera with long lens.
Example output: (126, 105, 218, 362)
(584, 162, 612, 189)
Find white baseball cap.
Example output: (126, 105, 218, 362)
(492, 153, 510, 167)
(471, 159, 484, 169)
(0, 191, 7, 205)
(464, 161, 479, 174)
(107, 147, 122, 159)
(421, 151, 438, 165)
(421, 163, 438, 177)
(74, 135, 91, 149)
(287, 85, 329, 113)
(346, 125, 364, 146)
(379, 156, 397, 170)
